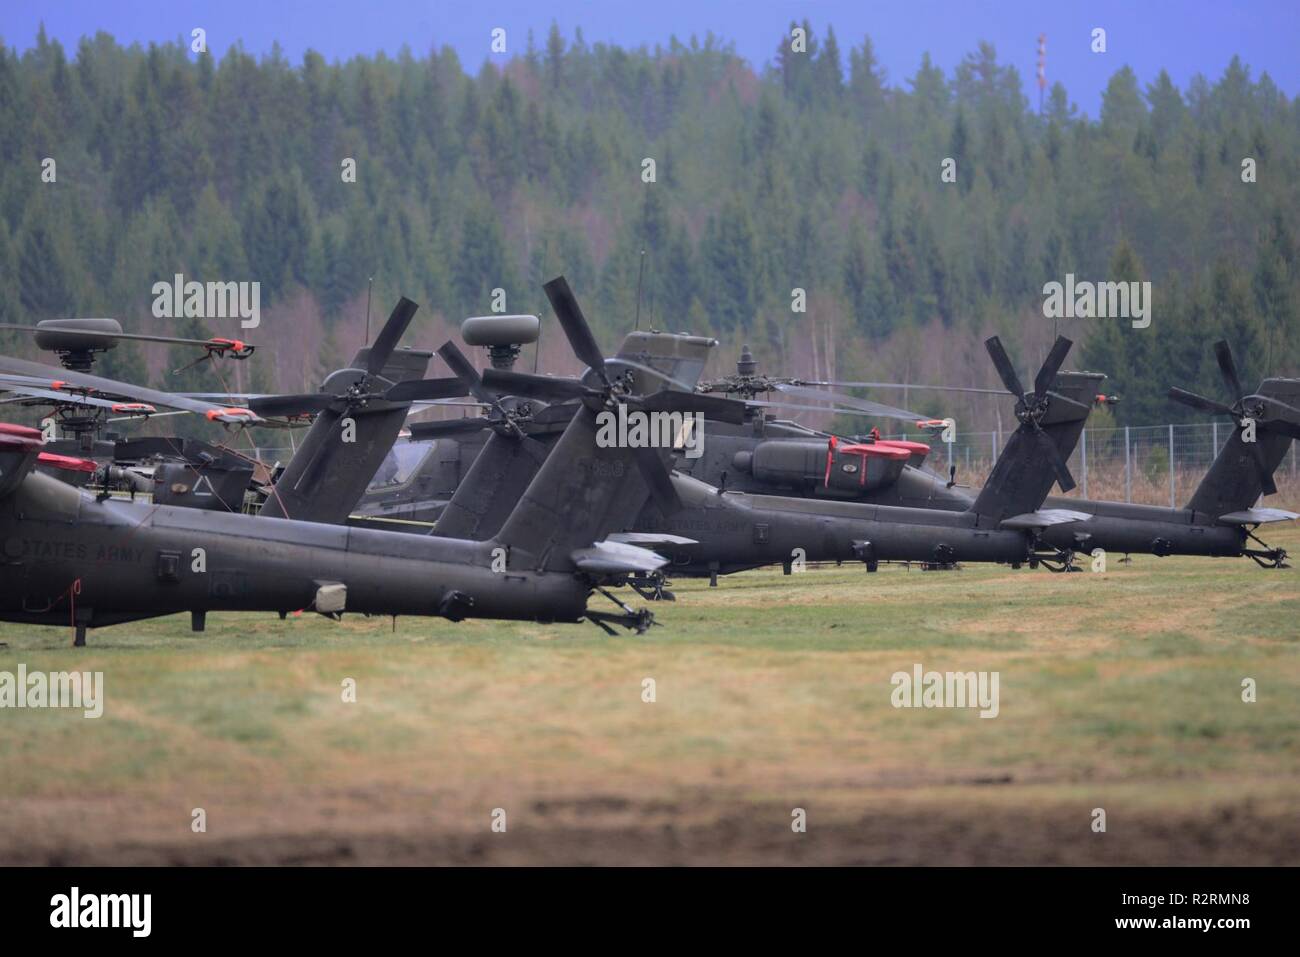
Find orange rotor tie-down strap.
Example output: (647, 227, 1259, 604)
(207, 338, 255, 358)
(205, 407, 257, 422)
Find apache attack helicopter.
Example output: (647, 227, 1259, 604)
(686, 344, 999, 508)
(0, 283, 738, 646)
(0, 317, 262, 510)
(0, 301, 476, 518)
(1030, 341, 1299, 567)
(351, 308, 731, 530)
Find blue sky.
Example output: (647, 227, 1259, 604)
(4, 1, 1297, 116)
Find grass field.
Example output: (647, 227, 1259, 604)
(1, 525, 1298, 865)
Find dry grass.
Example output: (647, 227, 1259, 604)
(0, 525, 1297, 864)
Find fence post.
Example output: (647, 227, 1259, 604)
(1124, 426, 1131, 504)
(1080, 428, 1088, 498)
(1169, 423, 1176, 508)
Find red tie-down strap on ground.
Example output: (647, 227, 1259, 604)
(68, 578, 81, 633)
(50, 577, 83, 640)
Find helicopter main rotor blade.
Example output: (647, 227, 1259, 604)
(0, 322, 254, 353)
(543, 276, 608, 386)
(246, 393, 339, 418)
(0, 384, 141, 412)
(108, 409, 192, 423)
(1168, 387, 1233, 417)
(383, 377, 469, 403)
(404, 401, 491, 415)
(0, 373, 58, 388)
(746, 398, 916, 421)
(365, 297, 419, 377)
(638, 390, 748, 425)
(481, 369, 592, 402)
(436, 341, 501, 409)
(408, 417, 495, 439)
(177, 392, 265, 400)
(984, 336, 1027, 401)
(809, 379, 1006, 396)
(0, 353, 260, 423)
(772, 383, 923, 422)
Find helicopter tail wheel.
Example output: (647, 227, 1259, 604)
(1243, 527, 1291, 568)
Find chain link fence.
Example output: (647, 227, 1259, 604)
(885, 422, 1300, 509)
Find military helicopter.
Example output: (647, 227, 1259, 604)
(688, 343, 1120, 511)
(0, 281, 738, 646)
(1030, 341, 1299, 567)
(240, 297, 472, 526)
(0, 317, 263, 510)
(0, 303, 475, 517)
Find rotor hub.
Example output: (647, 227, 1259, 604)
(1015, 393, 1049, 425)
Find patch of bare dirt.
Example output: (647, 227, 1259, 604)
(4, 792, 1294, 865)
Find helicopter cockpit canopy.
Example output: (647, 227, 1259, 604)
(368, 439, 434, 490)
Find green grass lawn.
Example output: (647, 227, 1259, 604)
(1, 524, 1297, 864)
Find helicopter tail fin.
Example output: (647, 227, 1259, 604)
(1186, 376, 1300, 518)
(977, 358, 1097, 522)
(490, 402, 672, 572)
(260, 347, 432, 524)
(488, 327, 719, 572)
(434, 427, 563, 540)
(0, 424, 45, 499)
